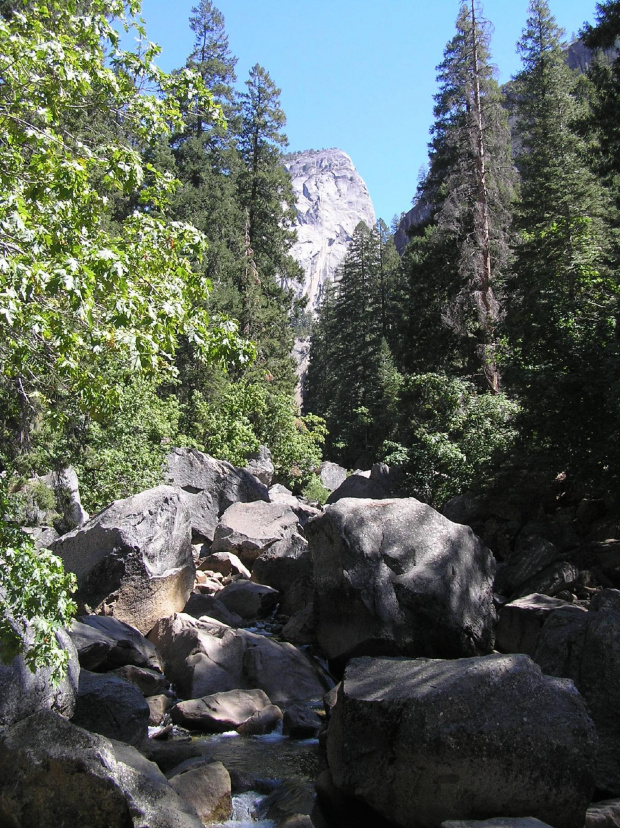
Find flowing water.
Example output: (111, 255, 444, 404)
(190, 725, 326, 826)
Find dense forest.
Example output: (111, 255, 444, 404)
(306, 0, 620, 510)
(0, 0, 620, 670)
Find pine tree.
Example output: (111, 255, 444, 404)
(238, 65, 300, 284)
(305, 222, 402, 466)
(505, 0, 617, 486)
(402, 1, 515, 390)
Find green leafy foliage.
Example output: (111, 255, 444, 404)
(182, 379, 326, 489)
(0, 0, 251, 459)
(301, 474, 330, 506)
(0, 476, 76, 684)
(382, 374, 519, 507)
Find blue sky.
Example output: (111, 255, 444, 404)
(136, 0, 599, 223)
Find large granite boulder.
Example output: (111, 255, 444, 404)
(586, 799, 620, 828)
(69, 614, 164, 672)
(327, 655, 597, 828)
(306, 498, 496, 663)
(267, 484, 321, 525)
(71, 669, 150, 746)
(182, 593, 243, 627)
(51, 486, 195, 634)
(211, 501, 300, 567)
(0, 710, 203, 827)
(149, 613, 331, 704)
(165, 447, 269, 511)
(533, 589, 620, 795)
(178, 488, 219, 544)
(0, 627, 79, 732)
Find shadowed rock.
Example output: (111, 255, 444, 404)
(307, 497, 496, 664)
(327, 654, 596, 828)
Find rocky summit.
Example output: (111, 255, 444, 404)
(283, 148, 375, 312)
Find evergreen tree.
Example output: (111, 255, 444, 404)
(582, 1, 620, 183)
(305, 222, 402, 467)
(505, 0, 617, 487)
(401, 1, 515, 389)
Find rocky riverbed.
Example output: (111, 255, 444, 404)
(2, 447, 620, 828)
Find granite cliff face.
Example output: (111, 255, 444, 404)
(283, 149, 376, 312)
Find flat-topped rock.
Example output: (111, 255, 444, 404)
(327, 654, 596, 828)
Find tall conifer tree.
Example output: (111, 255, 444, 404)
(505, 0, 616, 485)
(403, 1, 515, 390)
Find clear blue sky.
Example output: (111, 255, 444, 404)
(136, 0, 599, 223)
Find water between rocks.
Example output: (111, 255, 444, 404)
(187, 618, 328, 827)
(196, 729, 325, 828)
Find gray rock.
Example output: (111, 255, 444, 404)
(171, 688, 274, 732)
(70, 614, 164, 672)
(245, 445, 275, 487)
(282, 603, 317, 647)
(327, 655, 597, 828)
(23, 524, 60, 549)
(512, 561, 579, 600)
(496, 594, 586, 656)
(165, 447, 269, 511)
(257, 779, 322, 826)
(267, 485, 322, 524)
(216, 580, 280, 619)
(307, 498, 496, 663)
(586, 799, 620, 828)
(0, 627, 79, 732)
(325, 472, 388, 504)
(533, 589, 620, 794)
(169, 761, 232, 825)
(0, 710, 203, 827)
(442, 494, 485, 526)
(178, 488, 219, 543)
(149, 613, 331, 704)
(140, 738, 209, 774)
(236, 704, 283, 736)
(251, 529, 312, 594)
(182, 593, 243, 627)
(318, 462, 347, 493)
(112, 664, 169, 697)
(51, 486, 195, 634)
(39, 465, 89, 531)
(495, 535, 564, 598)
(147, 694, 174, 726)
(199, 550, 251, 579)
(72, 669, 150, 746)
(279, 574, 314, 618)
(212, 501, 300, 567)
(282, 704, 323, 739)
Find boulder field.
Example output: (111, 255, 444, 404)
(1, 448, 617, 827)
